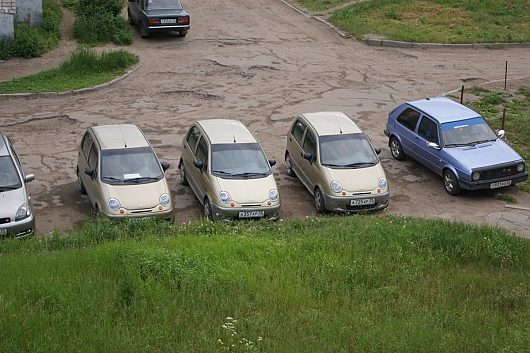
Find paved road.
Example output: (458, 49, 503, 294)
(1, 0, 529, 236)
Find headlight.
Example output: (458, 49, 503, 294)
(378, 177, 388, 189)
(268, 189, 279, 202)
(15, 203, 31, 221)
(330, 180, 342, 193)
(219, 191, 231, 204)
(517, 163, 525, 172)
(160, 193, 170, 207)
(472, 171, 481, 181)
(108, 198, 121, 211)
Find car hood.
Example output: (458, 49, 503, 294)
(445, 140, 523, 169)
(0, 188, 26, 218)
(144, 9, 187, 17)
(215, 174, 278, 203)
(325, 164, 385, 192)
(103, 179, 169, 209)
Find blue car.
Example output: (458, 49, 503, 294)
(384, 97, 528, 195)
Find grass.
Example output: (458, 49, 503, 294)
(0, 48, 138, 93)
(324, 0, 530, 43)
(0, 216, 529, 353)
(464, 86, 530, 192)
(293, 0, 353, 12)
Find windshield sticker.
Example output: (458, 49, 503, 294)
(453, 124, 468, 129)
(441, 117, 484, 132)
(124, 173, 141, 179)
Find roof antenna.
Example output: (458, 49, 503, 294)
(335, 114, 343, 134)
(120, 127, 128, 148)
(231, 122, 237, 143)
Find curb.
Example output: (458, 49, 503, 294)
(0, 63, 142, 99)
(278, 0, 530, 49)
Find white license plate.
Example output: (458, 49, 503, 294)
(238, 211, 265, 218)
(490, 180, 512, 189)
(351, 198, 376, 206)
(160, 18, 177, 24)
(0, 228, 7, 236)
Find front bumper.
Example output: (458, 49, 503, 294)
(323, 192, 389, 213)
(0, 214, 35, 238)
(101, 207, 174, 222)
(459, 172, 528, 190)
(210, 203, 280, 221)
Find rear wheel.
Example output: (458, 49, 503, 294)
(140, 25, 149, 38)
(390, 136, 406, 161)
(285, 152, 295, 177)
(127, 9, 133, 25)
(314, 188, 326, 214)
(203, 198, 213, 221)
(443, 169, 462, 196)
(177, 30, 187, 37)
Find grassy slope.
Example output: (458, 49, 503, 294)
(293, 0, 352, 12)
(327, 0, 530, 43)
(1, 216, 528, 353)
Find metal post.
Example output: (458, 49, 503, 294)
(504, 61, 508, 90)
(460, 85, 464, 104)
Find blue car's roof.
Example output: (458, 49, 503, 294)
(407, 97, 481, 124)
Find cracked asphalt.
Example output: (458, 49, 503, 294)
(1, 0, 529, 237)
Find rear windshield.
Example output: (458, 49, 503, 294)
(100, 147, 163, 185)
(146, 0, 183, 10)
(441, 117, 498, 147)
(0, 156, 22, 191)
(211, 143, 271, 179)
(320, 133, 378, 168)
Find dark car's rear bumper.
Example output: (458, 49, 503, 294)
(459, 172, 528, 190)
(147, 24, 190, 31)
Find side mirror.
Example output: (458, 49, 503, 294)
(269, 159, 276, 167)
(426, 142, 441, 150)
(193, 160, 204, 170)
(497, 130, 505, 139)
(303, 152, 313, 161)
(24, 174, 35, 182)
(85, 168, 95, 177)
(161, 161, 170, 171)
(375, 148, 381, 155)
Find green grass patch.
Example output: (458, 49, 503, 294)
(465, 86, 530, 192)
(293, 0, 353, 12)
(0, 0, 62, 59)
(0, 48, 138, 93)
(1, 216, 529, 352)
(328, 0, 530, 43)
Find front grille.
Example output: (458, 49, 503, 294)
(479, 164, 520, 180)
(131, 210, 153, 214)
(241, 204, 261, 207)
(0, 217, 11, 225)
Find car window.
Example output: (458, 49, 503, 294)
(7, 139, 22, 171)
(88, 144, 99, 170)
(211, 143, 271, 178)
(291, 119, 306, 145)
(0, 155, 22, 190)
(397, 108, 421, 132)
(145, 0, 182, 10)
(101, 147, 163, 184)
(303, 130, 317, 155)
(320, 133, 378, 168)
(81, 132, 93, 159)
(196, 137, 209, 170)
(441, 117, 498, 147)
(417, 116, 439, 144)
(186, 126, 201, 152)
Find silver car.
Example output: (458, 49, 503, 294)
(0, 131, 35, 238)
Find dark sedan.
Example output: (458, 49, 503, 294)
(128, 0, 190, 38)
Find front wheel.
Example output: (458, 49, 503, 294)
(179, 164, 189, 186)
(285, 153, 295, 177)
(443, 170, 462, 196)
(204, 198, 213, 221)
(314, 188, 326, 214)
(390, 136, 406, 161)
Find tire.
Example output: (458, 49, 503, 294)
(443, 169, 462, 196)
(91, 204, 100, 218)
(285, 152, 295, 177)
(127, 9, 134, 25)
(390, 136, 406, 161)
(78, 175, 87, 195)
(140, 25, 149, 38)
(177, 30, 187, 37)
(203, 198, 213, 221)
(180, 164, 189, 186)
(314, 188, 326, 214)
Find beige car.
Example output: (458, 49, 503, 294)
(178, 119, 280, 221)
(76, 124, 173, 220)
(285, 112, 389, 213)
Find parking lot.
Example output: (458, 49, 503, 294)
(1, 0, 529, 236)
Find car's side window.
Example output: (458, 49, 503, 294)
(186, 126, 201, 152)
(303, 129, 317, 155)
(397, 108, 421, 132)
(81, 132, 93, 160)
(417, 116, 440, 144)
(291, 119, 306, 146)
(88, 144, 99, 172)
(196, 137, 209, 171)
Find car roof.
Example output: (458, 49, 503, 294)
(301, 112, 362, 136)
(91, 124, 149, 150)
(407, 97, 481, 123)
(197, 119, 257, 144)
(0, 132, 8, 157)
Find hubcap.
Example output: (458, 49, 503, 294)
(180, 168, 185, 182)
(315, 192, 321, 209)
(204, 203, 210, 220)
(391, 140, 399, 157)
(444, 173, 453, 191)
(286, 156, 292, 173)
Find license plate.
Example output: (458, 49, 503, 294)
(0, 228, 7, 236)
(490, 180, 512, 189)
(238, 211, 265, 218)
(351, 198, 376, 206)
(160, 18, 177, 24)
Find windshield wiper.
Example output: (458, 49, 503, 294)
(231, 172, 268, 178)
(212, 170, 234, 176)
(125, 176, 160, 183)
(444, 143, 469, 147)
(468, 139, 495, 145)
(343, 162, 377, 168)
(102, 176, 124, 182)
(0, 186, 19, 192)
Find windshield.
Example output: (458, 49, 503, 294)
(0, 156, 22, 191)
(145, 0, 182, 10)
(100, 147, 163, 185)
(441, 117, 498, 147)
(211, 143, 271, 179)
(320, 133, 379, 168)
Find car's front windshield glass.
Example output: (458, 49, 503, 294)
(145, 0, 182, 10)
(320, 133, 378, 168)
(101, 147, 163, 185)
(211, 143, 271, 179)
(0, 156, 22, 191)
(441, 117, 498, 147)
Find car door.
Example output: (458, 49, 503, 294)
(287, 117, 307, 177)
(182, 126, 201, 198)
(299, 127, 318, 194)
(415, 115, 444, 174)
(193, 136, 210, 203)
(84, 142, 101, 208)
(394, 107, 421, 160)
